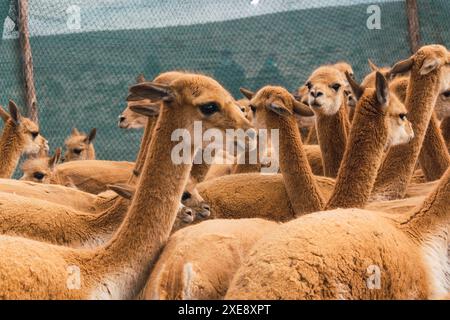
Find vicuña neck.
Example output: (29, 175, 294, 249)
(440, 117, 450, 155)
(418, 113, 450, 181)
(392, 78, 450, 183)
(372, 59, 442, 199)
(91, 114, 160, 231)
(315, 101, 350, 178)
(267, 114, 325, 215)
(130, 116, 158, 184)
(87, 105, 192, 298)
(401, 165, 450, 239)
(0, 122, 24, 178)
(326, 94, 388, 209)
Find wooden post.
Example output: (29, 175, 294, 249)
(18, 0, 38, 123)
(405, 0, 421, 53)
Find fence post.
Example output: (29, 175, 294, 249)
(405, 0, 421, 53)
(18, 0, 38, 123)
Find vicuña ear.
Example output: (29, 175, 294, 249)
(107, 184, 135, 200)
(267, 102, 292, 117)
(71, 127, 80, 136)
(48, 147, 62, 169)
(8, 100, 21, 125)
(390, 56, 414, 76)
(240, 88, 254, 100)
(129, 103, 161, 117)
(345, 71, 363, 100)
(84, 128, 97, 144)
(136, 74, 146, 83)
(0, 105, 10, 122)
(292, 91, 302, 101)
(420, 58, 440, 75)
(126, 93, 145, 102)
(292, 99, 314, 117)
(129, 82, 174, 102)
(368, 59, 379, 71)
(375, 72, 389, 107)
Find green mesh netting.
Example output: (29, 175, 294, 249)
(0, 0, 449, 178)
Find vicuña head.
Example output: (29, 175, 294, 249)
(118, 74, 149, 129)
(129, 74, 252, 138)
(346, 71, 414, 147)
(305, 66, 348, 116)
(63, 127, 97, 161)
(118, 102, 148, 129)
(236, 98, 253, 122)
(106, 183, 202, 233)
(0, 100, 48, 155)
(20, 147, 62, 183)
(0, 101, 48, 178)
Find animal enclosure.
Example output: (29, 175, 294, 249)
(0, 0, 448, 169)
(0, 0, 449, 305)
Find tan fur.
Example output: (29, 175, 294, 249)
(63, 128, 96, 161)
(20, 147, 61, 183)
(51, 160, 135, 194)
(226, 163, 450, 299)
(0, 190, 129, 247)
(390, 76, 450, 182)
(326, 72, 413, 209)
(118, 104, 148, 129)
(303, 145, 324, 176)
(441, 117, 450, 154)
(0, 178, 103, 213)
(0, 101, 48, 178)
(306, 66, 350, 177)
(249, 86, 326, 215)
(141, 219, 278, 300)
(198, 172, 335, 222)
(129, 71, 187, 178)
(106, 184, 206, 233)
(0, 73, 251, 299)
(225, 208, 430, 299)
(373, 45, 450, 200)
(197, 78, 412, 220)
(118, 74, 162, 130)
(0, 72, 207, 247)
(236, 98, 253, 122)
(305, 124, 318, 144)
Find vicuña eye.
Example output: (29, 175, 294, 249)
(73, 148, 82, 155)
(33, 172, 45, 180)
(399, 113, 407, 121)
(31, 132, 39, 139)
(181, 191, 191, 201)
(199, 103, 220, 116)
(331, 83, 341, 91)
(305, 81, 312, 90)
(442, 90, 450, 98)
(250, 105, 257, 113)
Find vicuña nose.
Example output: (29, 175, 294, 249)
(118, 115, 126, 123)
(184, 208, 193, 217)
(310, 90, 323, 98)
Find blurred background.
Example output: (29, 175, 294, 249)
(0, 0, 449, 175)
